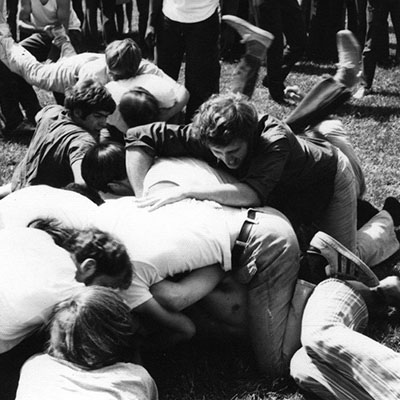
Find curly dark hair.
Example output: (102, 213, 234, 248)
(47, 286, 138, 369)
(82, 142, 127, 192)
(191, 93, 258, 147)
(28, 217, 132, 290)
(64, 79, 116, 119)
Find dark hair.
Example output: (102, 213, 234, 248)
(47, 286, 138, 369)
(191, 93, 258, 146)
(82, 142, 127, 192)
(28, 218, 132, 290)
(64, 79, 116, 119)
(119, 87, 160, 128)
(63, 183, 105, 205)
(105, 39, 142, 80)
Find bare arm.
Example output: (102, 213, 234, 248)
(126, 147, 155, 197)
(55, 0, 71, 31)
(150, 265, 225, 312)
(19, 0, 42, 35)
(134, 297, 195, 345)
(136, 181, 261, 210)
(70, 159, 86, 185)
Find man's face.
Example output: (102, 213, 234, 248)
(77, 111, 110, 136)
(209, 139, 249, 170)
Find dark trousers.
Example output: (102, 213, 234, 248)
(361, 0, 387, 88)
(83, 0, 117, 47)
(254, 0, 306, 97)
(0, 62, 41, 130)
(156, 10, 220, 123)
(0, 330, 47, 400)
(6, 0, 18, 39)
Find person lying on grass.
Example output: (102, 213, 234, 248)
(15, 286, 158, 400)
(0, 79, 115, 199)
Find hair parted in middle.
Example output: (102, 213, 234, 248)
(47, 286, 138, 369)
(191, 92, 258, 147)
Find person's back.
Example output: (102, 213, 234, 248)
(0, 227, 82, 353)
(11, 105, 96, 190)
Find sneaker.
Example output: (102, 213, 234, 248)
(334, 30, 361, 89)
(353, 86, 372, 99)
(309, 231, 380, 287)
(383, 197, 400, 227)
(378, 276, 400, 308)
(222, 15, 274, 60)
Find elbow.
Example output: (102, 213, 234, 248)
(181, 319, 196, 341)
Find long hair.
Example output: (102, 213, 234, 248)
(47, 286, 137, 369)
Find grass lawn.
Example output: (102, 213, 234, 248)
(1, 43, 400, 400)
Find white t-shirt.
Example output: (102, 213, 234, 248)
(106, 74, 181, 134)
(16, 354, 158, 400)
(95, 198, 234, 309)
(0, 185, 97, 230)
(0, 228, 83, 353)
(163, 0, 219, 23)
(30, 0, 81, 31)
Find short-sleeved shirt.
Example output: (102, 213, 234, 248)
(0, 228, 82, 353)
(16, 354, 158, 400)
(11, 105, 97, 191)
(124, 116, 338, 225)
(95, 197, 235, 309)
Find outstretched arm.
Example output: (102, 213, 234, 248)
(135, 181, 261, 210)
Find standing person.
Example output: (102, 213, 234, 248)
(242, 0, 306, 102)
(115, 0, 133, 35)
(147, 0, 220, 122)
(83, 0, 117, 50)
(354, 0, 386, 98)
(15, 286, 158, 400)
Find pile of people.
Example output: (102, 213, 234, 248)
(1, 2, 400, 400)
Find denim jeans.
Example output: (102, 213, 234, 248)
(291, 278, 400, 400)
(156, 10, 220, 122)
(239, 207, 300, 376)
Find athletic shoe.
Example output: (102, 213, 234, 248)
(222, 15, 274, 60)
(353, 86, 372, 99)
(378, 276, 400, 308)
(334, 30, 361, 89)
(309, 231, 380, 287)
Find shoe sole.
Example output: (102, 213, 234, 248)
(316, 231, 379, 287)
(222, 15, 274, 42)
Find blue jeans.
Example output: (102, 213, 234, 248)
(239, 207, 300, 376)
(155, 10, 220, 123)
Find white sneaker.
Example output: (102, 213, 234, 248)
(309, 231, 379, 287)
(222, 15, 274, 60)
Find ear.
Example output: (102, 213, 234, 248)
(75, 258, 97, 283)
(72, 108, 84, 121)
